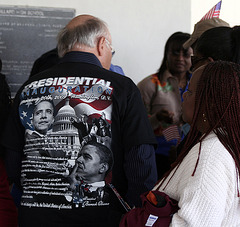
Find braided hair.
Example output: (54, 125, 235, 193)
(160, 61, 240, 191)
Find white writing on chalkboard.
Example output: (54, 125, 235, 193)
(0, 6, 75, 97)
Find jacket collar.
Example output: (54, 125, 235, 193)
(59, 51, 103, 68)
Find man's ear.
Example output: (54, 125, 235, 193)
(99, 163, 109, 174)
(97, 37, 105, 56)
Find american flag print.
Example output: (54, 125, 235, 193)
(201, 1, 222, 21)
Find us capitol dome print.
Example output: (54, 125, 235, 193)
(48, 98, 81, 159)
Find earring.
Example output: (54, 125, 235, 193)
(202, 113, 207, 122)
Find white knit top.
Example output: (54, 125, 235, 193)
(154, 131, 240, 226)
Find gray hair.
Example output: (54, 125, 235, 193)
(57, 17, 109, 57)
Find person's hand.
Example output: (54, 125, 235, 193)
(156, 109, 174, 124)
(68, 164, 80, 190)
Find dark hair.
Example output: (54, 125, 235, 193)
(157, 32, 190, 81)
(0, 61, 11, 137)
(195, 26, 240, 64)
(33, 100, 54, 115)
(84, 140, 114, 175)
(160, 61, 240, 191)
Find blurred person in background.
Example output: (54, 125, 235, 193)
(138, 32, 192, 178)
(0, 58, 17, 227)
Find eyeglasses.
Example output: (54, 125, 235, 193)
(105, 38, 115, 56)
(191, 55, 208, 67)
(171, 50, 192, 58)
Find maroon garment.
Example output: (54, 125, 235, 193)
(0, 158, 18, 227)
(119, 191, 178, 227)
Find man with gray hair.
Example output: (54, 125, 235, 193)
(57, 14, 114, 69)
(2, 14, 157, 226)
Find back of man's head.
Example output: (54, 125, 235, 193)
(183, 18, 230, 50)
(57, 15, 109, 57)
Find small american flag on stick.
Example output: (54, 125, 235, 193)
(162, 125, 181, 145)
(201, 1, 222, 21)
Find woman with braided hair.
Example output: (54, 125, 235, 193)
(153, 61, 240, 226)
(176, 25, 240, 157)
(0, 59, 18, 226)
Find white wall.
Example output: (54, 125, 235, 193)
(0, 0, 239, 85)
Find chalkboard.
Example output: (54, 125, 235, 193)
(0, 6, 75, 97)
